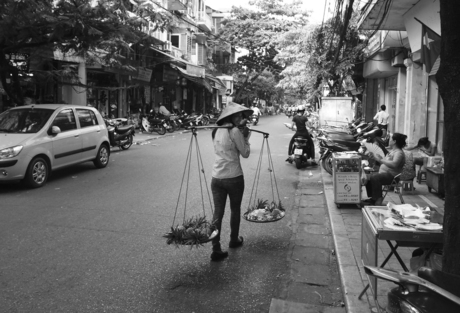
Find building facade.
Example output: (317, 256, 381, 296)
(358, 0, 443, 154)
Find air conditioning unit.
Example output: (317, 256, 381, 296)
(163, 41, 172, 52)
(391, 50, 405, 67)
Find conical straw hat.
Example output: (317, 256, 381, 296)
(216, 102, 254, 125)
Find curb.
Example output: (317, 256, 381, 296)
(320, 167, 375, 313)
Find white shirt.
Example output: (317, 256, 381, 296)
(212, 124, 250, 179)
(159, 106, 171, 116)
(374, 110, 390, 125)
(252, 107, 261, 116)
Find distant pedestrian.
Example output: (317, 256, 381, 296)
(373, 104, 390, 137)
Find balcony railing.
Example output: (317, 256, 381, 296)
(196, 11, 213, 32)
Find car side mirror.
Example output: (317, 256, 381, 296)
(49, 126, 61, 136)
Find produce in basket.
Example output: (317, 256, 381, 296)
(245, 199, 285, 222)
(163, 215, 217, 248)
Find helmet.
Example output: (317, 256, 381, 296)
(297, 105, 305, 112)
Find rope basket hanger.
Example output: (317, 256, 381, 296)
(163, 127, 222, 248)
(243, 130, 285, 223)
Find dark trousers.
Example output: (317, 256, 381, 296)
(288, 131, 315, 159)
(365, 172, 395, 201)
(211, 176, 245, 251)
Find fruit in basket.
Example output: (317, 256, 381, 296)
(245, 199, 286, 221)
(163, 215, 216, 248)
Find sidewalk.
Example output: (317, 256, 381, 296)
(322, 168, 445, 312)
(133, 128, 193, 144)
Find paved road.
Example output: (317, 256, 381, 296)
(0, 115, 307, 312)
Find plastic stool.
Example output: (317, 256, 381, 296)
(395, 180, 415, 194)
(417, 170, 427, 184)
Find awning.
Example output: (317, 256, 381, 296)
(171, 65, 212, 92)
(150, 46, 196, 67)
(206, 74, 227, 91)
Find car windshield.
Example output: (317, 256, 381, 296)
(0, 108, 54, 133)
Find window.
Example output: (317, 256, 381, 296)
(76, 109, 98, 128)
(52, 109, 77, 132)
(171, 35, 180, 48)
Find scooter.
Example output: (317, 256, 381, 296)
(105, 118, 135, 150)
(364, 266, 460, 313)
(250, 114, 259, 126)
(141, 116, 167, 135)
(289, 136, 312, 169)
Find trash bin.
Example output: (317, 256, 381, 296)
(333, 152, 362, 208)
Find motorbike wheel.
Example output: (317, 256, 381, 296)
(322, 154, 333, 175)
(166, 122, 175, 133)
(295, 158, 302, 169)
(156, 126, 166, 135)
(121, 134, 133, 150)
(253, 120, 258, 126)
(202, 117, 209, 125)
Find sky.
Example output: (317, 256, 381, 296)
(205, 0, 333, 25)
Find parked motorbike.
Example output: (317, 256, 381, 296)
(317, 136, 364, 175)
(104, 118, 135, 150)
(250, 114, 259, 126)
(141, 115, 167, 135)
(364, 266, 460, 313)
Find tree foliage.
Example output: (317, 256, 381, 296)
(0, 0, 170, 104)
(216, 0, 309, 103)
(276, 1, 366, 101)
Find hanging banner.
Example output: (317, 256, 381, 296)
(137, 68, 153, 82)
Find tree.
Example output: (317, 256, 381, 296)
(0, 0, 170, 106)
(216, 0, 309, 103)
(437, 0, 460, 275)
(276, 1, 366, 100)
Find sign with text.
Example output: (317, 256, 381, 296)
(137, 68, 153, 82)
(334, 173, 361, 203)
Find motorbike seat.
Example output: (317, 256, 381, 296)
(418, 267, 460, 298)
(149, 118, 163, 124)
(116, 125, 133, 134)
(294, 137, 309, 143)
(332, 140, 361, 150)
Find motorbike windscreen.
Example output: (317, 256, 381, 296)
(0, 108, 54, 134)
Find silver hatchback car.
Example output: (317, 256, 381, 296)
(0, 104, 110, 188)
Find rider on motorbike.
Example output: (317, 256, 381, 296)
(286, 105, 317, 165)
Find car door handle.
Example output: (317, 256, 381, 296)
(74, 135, 79, 138)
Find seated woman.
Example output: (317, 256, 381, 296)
(363, 133, 407, 206)
(405, 137, 436, 166)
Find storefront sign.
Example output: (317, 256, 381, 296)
(186, 64, 205, 77)
(137, 68, 153, 82)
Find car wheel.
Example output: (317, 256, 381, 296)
(120, 135, 133, 150)
(93, 144, 110, 168)
(24, 157, 49, 188)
